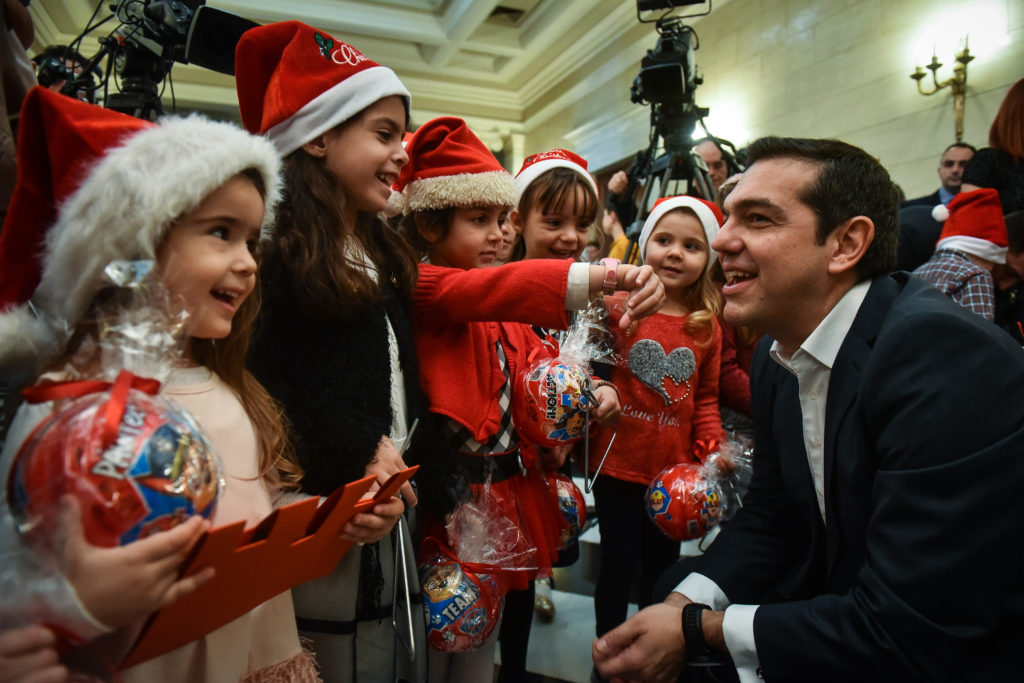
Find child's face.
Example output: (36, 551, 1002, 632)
(156, 175, 263, 342)
(424, 206, 508, 270)
(320, 96, 408, 219)
(512, 185, 591, 260)
(644, 210, 709, 297)
(496, 216, 516, 262)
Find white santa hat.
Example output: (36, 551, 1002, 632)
(514, 148, 599, 199)
(0, 87, 282, 377)
(638, 195, 725, 269)
(234, 21, 410, 156)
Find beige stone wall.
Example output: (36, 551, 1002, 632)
(522, 0, 1023, 200)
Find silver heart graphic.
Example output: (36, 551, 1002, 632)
(628, 339, 696, 405)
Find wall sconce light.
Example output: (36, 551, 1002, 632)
(910, 39, 974, 142)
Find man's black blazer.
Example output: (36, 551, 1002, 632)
(900, 189, 942, 209)
(693, 273, 1024, 681)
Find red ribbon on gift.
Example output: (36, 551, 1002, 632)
(693, 438, 721, 463)
(421, 535, 505, 578)
(22, 369, 162, 450)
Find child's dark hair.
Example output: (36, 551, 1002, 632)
(263, 115, 419, 320)
(510, 167, 600, 261)
(398, 207, 455, 259)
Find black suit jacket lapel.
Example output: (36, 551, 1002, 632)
(822, 276, 901, 577)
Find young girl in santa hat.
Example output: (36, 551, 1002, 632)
(0, 87, 316, 681)
(589, 195, 727, 640)
(394, 117, 660, 682)
(503, 147, 606, 679)
(234, 23, 664, 681)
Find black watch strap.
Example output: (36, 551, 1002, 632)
(682, 602, 722, 668)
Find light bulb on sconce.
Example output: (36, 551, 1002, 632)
(910, 36, 974, 143)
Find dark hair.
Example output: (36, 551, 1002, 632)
(398, 207, 455, 259)
(990, 79, 1024, 161)
(264, 136, 418, 321)
(1005, 211, 1024, 255)
(746, 136, 899, 281)
(942, 142, 976, 156)
(510, 167, 599, 261)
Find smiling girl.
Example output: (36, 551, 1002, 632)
(588, 195, 727, 640)
(393, 117, 663, 683)
(235, 21, 429, 682)
(0, 86, 314, 682)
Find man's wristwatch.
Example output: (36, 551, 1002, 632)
(682, 602, 722, 667)
(599, 257, 620, 295)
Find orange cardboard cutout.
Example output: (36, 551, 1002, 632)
(120, 466, 418, 668)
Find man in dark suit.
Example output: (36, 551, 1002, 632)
(901, 142, 975, 208)
(592, 136, 1024, 682)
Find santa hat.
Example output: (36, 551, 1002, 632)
(514, 148, 598, 199)
(933, 188, 1007, 264)
(391, 116, 517, 213)
(0, 87, 282, 374)
(638, 195, 724, 269)
(235, 21, 411, 156)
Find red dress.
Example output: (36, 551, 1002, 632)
(413, 261, 575, 591)
(590, 313, 725, 485)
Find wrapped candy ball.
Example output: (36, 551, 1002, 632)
(549, 471, 587, 548)
(645, 463, 723, 542)
(8, 389, 221, 548)
(419, 554, 502, 653)
(512, 358, 591, 448)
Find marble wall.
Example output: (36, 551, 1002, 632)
(523, 0, 1023, 200)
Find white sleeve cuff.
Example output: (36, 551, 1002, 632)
(674, 572, 730, 610)
(565, 262, 592, 311)
(722, 604, 760, 683)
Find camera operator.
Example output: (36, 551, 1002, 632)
(31, 44, 99, 102)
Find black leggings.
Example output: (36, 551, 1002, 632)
(496, 580, 535, 682)
(593, 475, 680, 637)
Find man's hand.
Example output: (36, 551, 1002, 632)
(593, 599, 688, 683)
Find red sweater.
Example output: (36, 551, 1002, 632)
(413, 260, 572, 443)
(591, 313, 725, 485)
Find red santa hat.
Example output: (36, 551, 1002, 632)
(0, 87, 282, 375)
(514, 148, 599, 199)
(235, 21, 411, 156)
(934, 188, 1007, 264)
(391, 116, 517, 213)
(638, 195, 724, 269)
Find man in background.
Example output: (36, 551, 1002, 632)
(902, 142, 975, 208)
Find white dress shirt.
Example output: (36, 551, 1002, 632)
(675, 280, 871, 681)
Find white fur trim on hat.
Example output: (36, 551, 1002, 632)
(400, 171, 518, 213)
(266, 66, 410, 157)
(936, 235, 1008, 264)
(639, 197, 720, 269)
(7, 115, 282, 373)
(514, 159, 599, 200)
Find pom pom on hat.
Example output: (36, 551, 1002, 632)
(235, 21, 410, 156)
(514, 148, 598, 199)
(935, 188, 1008, 264)
(0, 87, 282, 373)
(638, 195, 724, 270)
(932, 203, 950, 222)
(392, 116, 517, 213)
